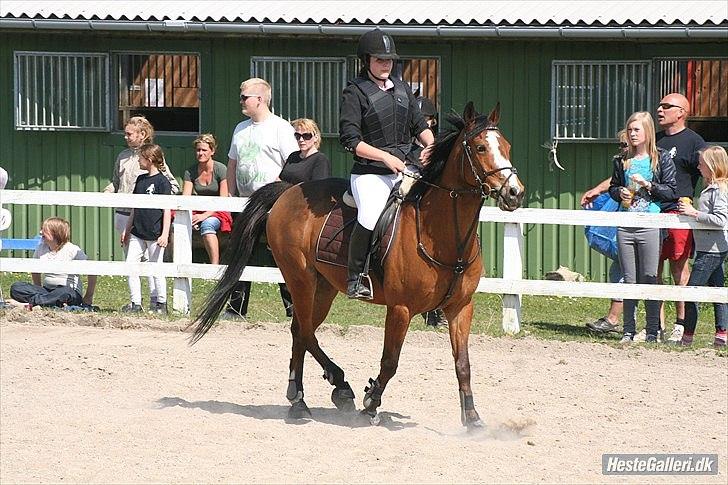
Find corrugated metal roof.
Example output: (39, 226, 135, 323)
(2, 0, 727, 26)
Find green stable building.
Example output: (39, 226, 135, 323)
(1, 2, 726, 281)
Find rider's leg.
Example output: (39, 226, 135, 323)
(347, 173, 399, 299)
(347, 222, 373, 299)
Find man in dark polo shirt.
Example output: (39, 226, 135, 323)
(655, 92, 707, 343)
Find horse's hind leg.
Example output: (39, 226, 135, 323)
(304, 276, 356, 412)
(287, 312, 312, 419)
(445, 301, 485, 431)
(362, 305, 411, 424)
(286, 274, 355, 417)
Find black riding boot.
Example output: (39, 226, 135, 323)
(347, 222, 374, 300)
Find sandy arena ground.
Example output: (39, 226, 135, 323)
(1, 307, 726, 484)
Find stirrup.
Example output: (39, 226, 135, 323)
(347, 273, 374, 300)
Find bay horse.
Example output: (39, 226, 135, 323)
(191, 102, 525, 429)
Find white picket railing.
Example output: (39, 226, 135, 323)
(1, 189, 725, 333)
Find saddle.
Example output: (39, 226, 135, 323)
(315, 186, 404, 269)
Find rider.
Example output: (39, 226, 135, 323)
(339, 29, 434, 299)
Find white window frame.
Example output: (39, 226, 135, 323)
(551, 60, 652, 142)
(14, 51, 110, 131)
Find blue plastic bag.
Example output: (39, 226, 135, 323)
(584, 193, 618, 261)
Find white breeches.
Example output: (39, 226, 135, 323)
(126, 234, 167, 305)
(115, 213, 158, 299)
(350, 173, 403, 230)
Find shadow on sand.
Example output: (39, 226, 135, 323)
(156, 396, 418, 431)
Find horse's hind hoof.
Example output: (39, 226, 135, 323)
(360, 409, 380, 426)
(288, 400, 312, 420)
(331, 387, 356, 412)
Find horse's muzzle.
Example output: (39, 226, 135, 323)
(497, 184, 525, 212)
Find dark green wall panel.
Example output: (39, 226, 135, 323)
(1, 30, 725, 281)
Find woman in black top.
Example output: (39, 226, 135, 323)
(279, 118, 331, 184)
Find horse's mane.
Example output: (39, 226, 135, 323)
(409, 111, 494, 199)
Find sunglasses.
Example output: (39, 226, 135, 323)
(294, 132, 314, 141)
(657, 102, 685, 110)
(240, 93, 260, 101)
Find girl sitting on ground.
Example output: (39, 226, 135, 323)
(10, 217, 97, 309)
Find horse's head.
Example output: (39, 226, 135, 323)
(461, 102, 525, 211)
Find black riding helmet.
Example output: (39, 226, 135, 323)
(417, 97, 437, 117)
(357, 29, 399, 63)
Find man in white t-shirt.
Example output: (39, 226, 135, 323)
(224, 78, 298, 319)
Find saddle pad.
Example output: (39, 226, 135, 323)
(316, 202, 400, 268)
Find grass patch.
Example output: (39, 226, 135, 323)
(1, 272, 723, 352)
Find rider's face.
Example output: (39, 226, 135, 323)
(369, 57, 393, 80)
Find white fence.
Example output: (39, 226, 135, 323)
(1, 189, 726, 333)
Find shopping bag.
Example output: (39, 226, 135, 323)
(584, 193, 618, 261)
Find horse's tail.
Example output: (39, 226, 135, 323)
(189, 181, 292, 344)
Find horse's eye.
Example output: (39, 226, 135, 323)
(476, 145, 487, 153)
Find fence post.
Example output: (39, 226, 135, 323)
(502, 222, 523, 333)
(172, 210, 192, 314)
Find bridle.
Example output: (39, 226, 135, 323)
(410, 124, 519, 310)
(407, 125, 518, 204)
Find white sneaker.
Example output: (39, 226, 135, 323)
(667, 324, 684, 343)
(633, 329, 647, 342)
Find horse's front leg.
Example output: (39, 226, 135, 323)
(445, 300, 485, 431)
(362, 305, 411, 425)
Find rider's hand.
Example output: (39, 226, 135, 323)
(382, 154, 406, 173)
(419, 145, 434, 166)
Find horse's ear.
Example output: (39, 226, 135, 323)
(463, 101, 477, 123)
(487, 102, 501, 126)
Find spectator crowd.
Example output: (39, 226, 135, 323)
(1, 30, 724, 346)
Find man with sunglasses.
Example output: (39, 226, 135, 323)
(224, 77, 299, 320)
(655, 93, 707, 343)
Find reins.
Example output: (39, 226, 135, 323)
(409, 125, 517, 309)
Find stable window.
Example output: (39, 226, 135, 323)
(551, 61, 651, 141)
(115, 52, 200, 133)
(251, 57, 347, 136)
(14, 51, 109, 131)
(654, 58, 727, 143)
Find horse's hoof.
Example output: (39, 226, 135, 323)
(288, 400, 312, 420)
(360, 409, 380, 426)
(331, 387, 356, 412)
(466, 419, 486, 433)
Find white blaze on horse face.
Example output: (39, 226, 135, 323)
(485, 131, 520, 192)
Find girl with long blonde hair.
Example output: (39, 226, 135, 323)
(608, 111, 677, 345)
(678, 146, 728, 347)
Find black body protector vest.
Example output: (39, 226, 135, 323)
(352, 77, 412, 171)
